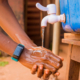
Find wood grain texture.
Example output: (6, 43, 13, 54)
(62, 39, 80, 46)
(67, 60, 79, 80)
(64, 33, 80, 40)
(64, 45, 79, 80)
(71, 45, 80, 63)
(65, 44, 72, 80)
(62, 33, 80, 80)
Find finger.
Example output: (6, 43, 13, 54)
(37, 65, 44, 78)
(47, 59, 61, 69)
(43, 48, 62, 63)
(43, 63, 57, 73)
(36, 62, 57, 73)
(31, 65, 38, 74)
(43, 69, 51, 80)
(54, 72, 60, 76)
(58, 56, 64, 61)
(49, 53, 62, 63)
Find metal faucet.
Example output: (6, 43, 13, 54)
(36, 3, 65, 28)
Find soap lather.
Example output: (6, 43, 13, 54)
(36, 3, 65, 27)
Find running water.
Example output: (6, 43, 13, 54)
(42, 27, 45, 48)
(37, 28, 49, 80)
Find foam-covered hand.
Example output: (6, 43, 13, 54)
(19, 47, 63, 79)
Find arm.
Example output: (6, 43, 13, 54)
(0, 32, 63, 79)
(0, 0, 36, 49)
(0, 32, 17, 56)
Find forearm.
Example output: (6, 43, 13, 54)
(0, 32, 18, 56)
(0, 0, 37, 49)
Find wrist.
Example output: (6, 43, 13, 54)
(18, 48, 31, 67)
(11, 44, 24, 61)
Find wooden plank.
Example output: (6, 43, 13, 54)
(27, 0, 41, 46)
(27, 31, 40, 35)
(51, 0, 55, 3)
(71, 45, 80, 63)
(30, 36, 41, 40)
(28, 26, 40, 30)
(24, 0, 27, 33)
(65, 44, 79, 80)
(27, 2, 36, 5)
(27, 14, 40, 18)
(64, 33, 80, 40)
(27, 20, 40, 23)
(44, 0, 51, 48)
(67, 60, 79, 80)
(65, 44, 72, 80)
(27, 8, 39, 12)
(62, 39, 80, 46)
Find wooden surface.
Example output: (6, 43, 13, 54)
(62, 33, 80, 80)
(26, 0, 41, 46)
(67, 60, 79, 80)
(62, 39, 80, 46)
(44, 0, 51, 48)
(71, 45, 80, 63)
(65, 45, 79, 80)
(65, 44, 72, 80)
(64, 33, 80, 40)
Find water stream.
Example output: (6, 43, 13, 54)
(42, 27, 45, 48)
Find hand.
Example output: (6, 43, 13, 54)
(19, 47, 63, 79)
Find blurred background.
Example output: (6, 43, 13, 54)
(0, 0, 72, 80)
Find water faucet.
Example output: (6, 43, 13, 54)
(36, 3, 65, 28)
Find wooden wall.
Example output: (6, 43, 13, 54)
(25, 0, 42, 46)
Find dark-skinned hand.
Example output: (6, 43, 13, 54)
(19, 47, 63, 80)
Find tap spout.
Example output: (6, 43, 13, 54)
(36, 3, 65, 28)
(41, 16, 48, 27)
(41, 14, 65, 28)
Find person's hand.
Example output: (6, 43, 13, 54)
(19, 47, 63, 79)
